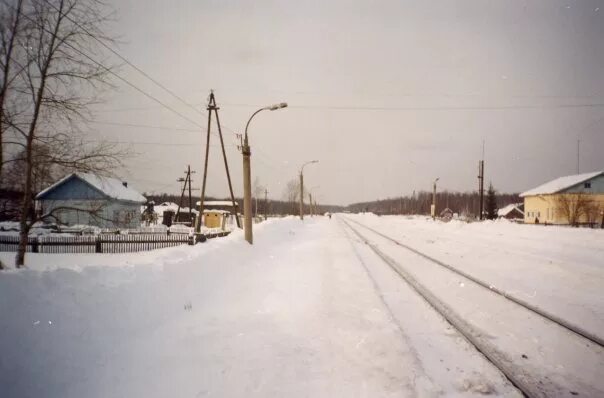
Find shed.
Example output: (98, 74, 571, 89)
(497, 203, 524, 220)
(203, 209, 230, 229)
(195, 200, 238, 212)
(36, 173, 146, 229)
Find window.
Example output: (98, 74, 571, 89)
(584, 182, 591, 189)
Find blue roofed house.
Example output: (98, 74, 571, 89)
(35, 173, 146, 229)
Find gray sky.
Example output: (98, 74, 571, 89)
(93, 0, 604, 205)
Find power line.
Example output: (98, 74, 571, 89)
(84, 139, 237, 148)
(88, 120, 200, 132)
(10, 2, 204, 130)
(41, 0, 207, 121)
(219, 102, 604, 111)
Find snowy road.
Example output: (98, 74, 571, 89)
(0, 216, 526, 397)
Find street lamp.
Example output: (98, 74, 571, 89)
(299, 160, 319, 220)
(432, 177, 440, 220)
(242, 102, 288, 244)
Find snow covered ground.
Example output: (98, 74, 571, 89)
(1, 214, 601, 397)
(345, 214, 604, 342)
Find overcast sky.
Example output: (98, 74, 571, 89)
(93, 0, 604, 205)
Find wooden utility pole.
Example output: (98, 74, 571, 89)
(188, 165, 194, 224)
(432, 179, 438, 220)
(243, 136, 252, 243)
(175, 172, 188, 224)
(299, 172, 304, 220)
(264, 188, 268, 221)
(577, 139, 580, 174)
(478, 160, 485, 220)
(196, 91, 241, 234)
(176, 166, 197, 226)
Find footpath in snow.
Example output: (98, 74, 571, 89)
(0, 216, 521, 397)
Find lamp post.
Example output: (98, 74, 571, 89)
(432, 177, 440, 220)
(242, 102, 287, 244)
(299, 161, 319, 220)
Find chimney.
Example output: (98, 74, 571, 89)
(122, 181, 128, 188)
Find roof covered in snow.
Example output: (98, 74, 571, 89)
(37, 173, 146, 203)
(520, 171, 604, 197)
(195, 200, 238, 207)
(497, 203, 524, 217)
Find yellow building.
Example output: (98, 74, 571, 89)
(203, 209, 230, 229)
(520, 171, 604, 226)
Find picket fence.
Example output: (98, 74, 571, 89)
(0, 231, 229, 254)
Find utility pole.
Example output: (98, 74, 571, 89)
(242, 135, 252, 243)
(577, 139, 580, 174)
(432, 178, 439, 220)
(478, 160, 485, 220)
(175, 172, 188, 224)
(309, 193, 313, 217)
(176, 166, 197, 227)
(299, 160, 318, 220)
(188, 165, 194, 225)
(264, 188, 268, 221)
(196, 91, 240, 236)
(299, 171, 304, 220)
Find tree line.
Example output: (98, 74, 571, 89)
(347, 187, 520, 219)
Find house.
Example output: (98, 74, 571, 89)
(36, 173, 146, 229)
(520, 171, 604, 225)
(497, 203, 524, 220)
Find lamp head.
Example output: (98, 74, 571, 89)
(268, 102, 288, 111)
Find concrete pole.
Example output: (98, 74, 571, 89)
(264, 188, 268, 221)
(432, 180, 437, 220)
(299, 172, 304, 220)
(243, 136, 253, 244)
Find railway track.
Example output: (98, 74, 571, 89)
(340, 216, 604, 398)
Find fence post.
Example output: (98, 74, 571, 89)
(32, 237, 39, 253)
(95, 236, 102, 253)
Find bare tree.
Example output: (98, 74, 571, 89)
(282, 178, 302, 215)
(555, 193, 596, 226)
(0, 0, 27, 182)
(253, 177, 263, 217)
(1, 0, 127, 267)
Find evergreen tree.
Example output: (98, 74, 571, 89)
(485, 183, 498, 220)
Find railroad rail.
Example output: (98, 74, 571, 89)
(340, 216, 604, 398)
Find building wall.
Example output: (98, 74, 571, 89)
(523, 194, 604, 225)
(39, 199, 141, 229)
(562, 174, 604, 194)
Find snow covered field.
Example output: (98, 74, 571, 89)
(1, 215, 602, 397)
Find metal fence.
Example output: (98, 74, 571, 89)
(0, 232, 228, 254)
